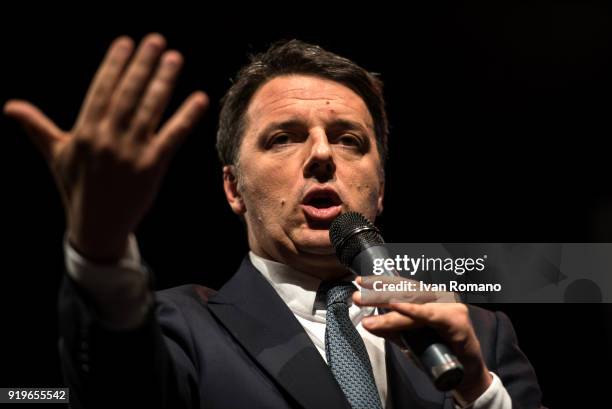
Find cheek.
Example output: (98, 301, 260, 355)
(359, 182, 382, 209)
(241, 164, 299, 216)
(340, 168, 382, 214)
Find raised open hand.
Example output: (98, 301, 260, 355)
(5, 34, 209, 261)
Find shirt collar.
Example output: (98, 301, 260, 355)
(249, 251, 375, 324)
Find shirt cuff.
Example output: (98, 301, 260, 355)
(64, 234, 152, 329)
(65, 234, 145, 289)
(454, 372, 511, 409)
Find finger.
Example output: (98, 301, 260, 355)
(154, 91, 208, 159)
(353, 289, 394, 308)
(4, 100, 64, 158)
(355, 276, 439, 305)
(387, 302, 461, 332)
(361, 311, 422, 333)
(130, 50, 184, 141)
(388, 302, 436, 322)
(107, 33, 167, 128)
(76, 36, 134, 127)
(360, 325, 404, 346)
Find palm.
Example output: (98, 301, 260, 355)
(4, 34, 208, 260)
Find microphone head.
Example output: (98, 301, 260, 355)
(329, 211, 384, 267)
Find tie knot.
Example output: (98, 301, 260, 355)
(323, 281, 357, 308)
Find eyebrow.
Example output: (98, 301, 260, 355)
(258, 119, 305, 137)
(258, 118, 373, 137)
(327, 119, 373, 134)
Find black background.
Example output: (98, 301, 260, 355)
(2, 3, 612, 407)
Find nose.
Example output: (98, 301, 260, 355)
(303, 129, 336, 183)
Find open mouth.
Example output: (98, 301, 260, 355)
(300, 188, 343, 228)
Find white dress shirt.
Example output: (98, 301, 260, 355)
(64, 237, 511, 409)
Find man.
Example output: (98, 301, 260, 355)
(4, 34, 544, 408)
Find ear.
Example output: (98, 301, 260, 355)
(223, 165, 246, 215)
(376, 175, 385, 216)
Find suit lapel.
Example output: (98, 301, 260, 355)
(208, 257, 351, 409)
(385, 340, 448, 409)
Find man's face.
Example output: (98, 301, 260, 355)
(223, 75, 384, 278)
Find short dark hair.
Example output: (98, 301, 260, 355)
(216, 39, 389, 167)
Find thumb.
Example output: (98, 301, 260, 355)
(4, 99, 64, 158)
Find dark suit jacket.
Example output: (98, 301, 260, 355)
(58, 256, 544, 409)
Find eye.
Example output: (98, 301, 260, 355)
(338, 134, 361, 148)
(269, 133, 293, 146)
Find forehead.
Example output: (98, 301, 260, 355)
(245, 75, 374, 130)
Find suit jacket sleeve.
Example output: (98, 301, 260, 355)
(484, 309, 546, 409)
(58, 273, 199, 409)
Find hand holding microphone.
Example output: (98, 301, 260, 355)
(330, 212, 492, 400)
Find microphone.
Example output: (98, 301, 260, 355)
(329, 211, 464, 391)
